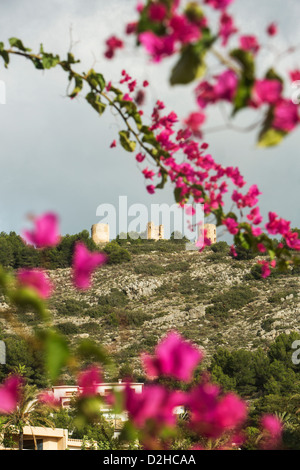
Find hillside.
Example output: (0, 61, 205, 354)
(2, 239, 298, 380)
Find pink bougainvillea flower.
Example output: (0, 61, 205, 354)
(17, 268, 53, 299)
(38, 391, 60, 408)
(187, 383, 247, 438)
(136, 2, 144, 13)
(139, 31, 176, 62)
(72, 242, 108, 290)
(142, 331, 203, 382)
(124, 383, 186, 428)
(285, 231, 300, 251)
(230, 245, 238, 257)
(142, 167, 156, 180)
(252, 79, 282, 106)
(196, 71, 238, 109)
(247, 206, 263, 225)
(195, 81, 217, 108)
(252, 226, 262, 237)
(239, 35, 260, 54)
(0, 375, 23, 414)
(265, 212, 290, 236)
(214, 70, 238, 102)
(273, 98, 299, 132)
(110, 140, 117, 148)
(219, 12, 238, 46)
(148, 3, 167, 22)
(289, 70, 300, 82)
(257, 243, 267, 253)
(223, 217, 239, 235)
(258, 260, 272, 278)
(204, 0, 234, 10)
(104, 36, 124, 59)
(169, 15, 201, 44)
(146, 184, 156, 194)
(267, 22, 278, 36)
(260, 414, 282, 449)
(184, 112, 206, 134)
(78, 365, 102, 397)
(135, 89, 146, 106)
(23, 212, 60, 249)
(125, 22, 137, 35)
(136, 152, 146, 163)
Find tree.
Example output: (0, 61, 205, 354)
(2, 383, 54, 450)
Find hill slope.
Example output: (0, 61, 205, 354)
(1, 241, 299, 379)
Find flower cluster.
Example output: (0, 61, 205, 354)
(105, 332, 282, 450)
(105, 0, 300, 149)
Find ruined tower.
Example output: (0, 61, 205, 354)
(91, 223, 110, 245)
(147, 222, 164, 241)
(197, 223, 217, 245)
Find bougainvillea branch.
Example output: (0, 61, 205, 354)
(0, 35, 299, 279)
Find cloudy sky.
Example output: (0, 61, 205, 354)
(0, 0, 299, 241)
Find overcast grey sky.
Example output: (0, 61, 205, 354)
(0, 0, 299, 240)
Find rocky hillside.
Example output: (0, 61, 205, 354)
(2, 241, 300, 378)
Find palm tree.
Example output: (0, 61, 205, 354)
(3, 383, 55, 450)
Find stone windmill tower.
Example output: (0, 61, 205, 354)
(91, 223, 110, 245)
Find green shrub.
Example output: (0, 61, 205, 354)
(85, 306, 106, 319)
(175, 274, 211, 297)
(104, 241, 131, 264)
(98, 288, 128, 308)
(268, 290, 296, 305)
(245, 264, 265, 281)
(230, 245, 257, 260)
(164, 261, 190, 273)
(134, 263, 165, 276)
(80, 322, 101, 334)
(126, 309, 149, 327)
(56, 322, 80, 335)
(206, 252, 229, 263)
(55, 299, 89, 317)
(206, 285, 256, 318)
(210, 241, 229, 254)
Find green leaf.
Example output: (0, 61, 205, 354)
(69, 75, 83, 98)
(265, 68, 284, 84)
(230, 49, 255, 115)
(174, 187, 183, 203)
(258, 128, 286, 147)
(42, 330, 70, 382)
(118, 99, 137, 115)
(9, 37, 31, 52)
(156, 169, 168, 189)
(9, 287, 49, 322)
(232, 77, 253, 115)
(142, 132, 159, 147)
(76, 339, 109, 365)
(185, 3, 205, 23)
(230, 48, 255, 79)
(119, 130, 136, 152)
(86, 69, 106, 91)
(0, 50, 9, 67)
(41, 52, 60, 69)
(85, 91, 106, 115)
(170, 44, 206, 86)
(67, 52, 80, 65)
